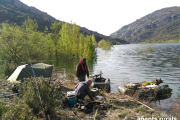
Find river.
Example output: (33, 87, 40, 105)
(93, 43, 180, 111)
(48, 43, 180, 111)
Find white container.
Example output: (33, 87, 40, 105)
(67, 91, 75, 98)
(91, 88, 98, 92)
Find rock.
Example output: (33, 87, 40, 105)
(81, 106, 85, 110)
(124, 116, 129, 120)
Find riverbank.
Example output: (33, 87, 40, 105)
(1, 77, 177, 120)
(62, 81, 176, 120)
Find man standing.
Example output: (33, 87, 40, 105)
(75, 80, 95, 101)
(76, 58, 89, 82)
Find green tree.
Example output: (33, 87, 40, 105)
(50, 22, 62, 56)
(83, 35, 96, 61)
(22, 18, 48, 60)
(0, 22, 27, 64)
(0, 18, 49, 65)
(98, 39, 112, 50)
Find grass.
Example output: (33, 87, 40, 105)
(170, 99, 180, 119)
(118, 109, 128, 118)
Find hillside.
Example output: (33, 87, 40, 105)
(0, 0, 128, 44)
(110, 7, 180, 43)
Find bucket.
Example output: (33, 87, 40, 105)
(68, 97, 77, 106)
(67, 91, 77, 106)
(91, 88, 98, 97)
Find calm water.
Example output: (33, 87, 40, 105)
(49, 43, 180, 110)
(92, 43, 180, 111)
(94, 43, 180, 93)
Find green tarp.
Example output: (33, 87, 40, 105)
(7, 63, 53, 83)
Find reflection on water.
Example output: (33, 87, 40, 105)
(44, 56, 95, 79)
(45, 43, 180, 110)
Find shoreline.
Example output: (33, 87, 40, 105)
(55, 79, 176, 119)
(0, 77, 178, 119)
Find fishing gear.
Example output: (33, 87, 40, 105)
(27, 52, 43, 112)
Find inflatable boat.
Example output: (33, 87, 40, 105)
(91, 71, 110, 92)
(118, 78, 172, 100)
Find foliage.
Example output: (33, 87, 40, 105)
(1, 97, 38, 120)
(1, 77, 63, 119)
(0, 61, 16, 77)
(50, 22, 96, 61)
(0, 101, 7, 119)
(98, 39, 113, 50)
(116, 42, 120, 45)
(134, 43, 156, 53)
(0, 19, 48, 65)
(0, 19, 97, 75)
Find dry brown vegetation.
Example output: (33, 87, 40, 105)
(0, 75, 177, 120)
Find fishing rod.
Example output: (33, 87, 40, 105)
(27, 52, 43, 110)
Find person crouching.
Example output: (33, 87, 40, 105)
(75, 79, 95, 102)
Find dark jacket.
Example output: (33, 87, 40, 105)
(76, 59, 89, 78)
(75, 81, 94, 101)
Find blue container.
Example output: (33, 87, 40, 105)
(68, 97, 77, 106)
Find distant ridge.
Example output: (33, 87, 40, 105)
(1, 0, 57, 21)
(0, 0, 128, 44)
(110, 6, 180, 43)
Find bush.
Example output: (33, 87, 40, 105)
(0, 101, 6, 119)
(1, 97, 37, 120)
(134, 43, 156, 53)
(98, 39, 113, 50)
(0, 61, 16, 77)
(1, 77, 63, 119)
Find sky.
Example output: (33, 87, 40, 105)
(20, 0, 180, 36)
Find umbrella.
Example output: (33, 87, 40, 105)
(7, 62, 53, 83)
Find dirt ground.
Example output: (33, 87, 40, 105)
(54, 81, 172, 120)
(0, 78, 174, 120)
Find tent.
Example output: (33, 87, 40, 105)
(7, 62, 53, 83)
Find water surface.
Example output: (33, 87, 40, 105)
(92, 43, 180, 111)
(48, 43, 180, 110)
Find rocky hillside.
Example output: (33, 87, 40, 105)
(0, 0, 58, 31)
(110, 7, 180, 43)
(0, 0, 128, 44)
(80, 27, 127, 44)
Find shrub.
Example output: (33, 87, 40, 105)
(0, 101, 6, 119)
(0, 60, 16, 77)
(134, 43, 156, 53)
(98, 39, 113, 50)
(1, 77, 63, 119)
(1, 97, 37, 120)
